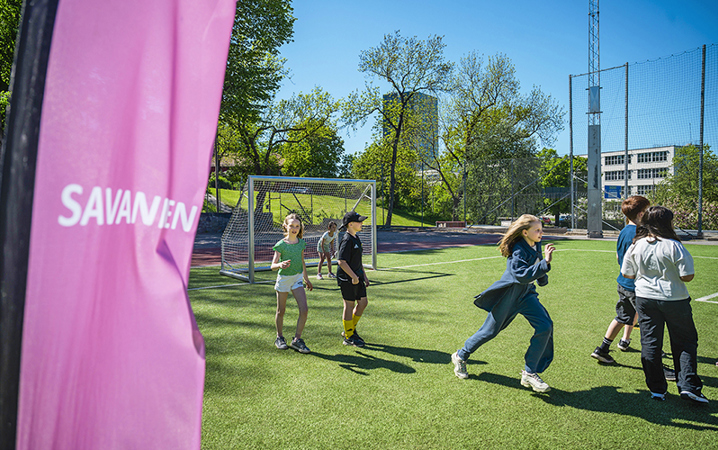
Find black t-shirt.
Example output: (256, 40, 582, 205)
(336, 232, 364, 283)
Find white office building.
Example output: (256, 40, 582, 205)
(601, 145, 677, 198)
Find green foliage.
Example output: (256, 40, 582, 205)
(221, 0, 295, 125)
(0, 0, 22, 88)
(652, 145, 718, 230)
(538, 148, 588, 221)
(0, 0, 22, 135)
(208, 173, 233, 190)
(279, 119, 346, 178)
(352, 139, 420, 209)
(346, 31, 453, 225)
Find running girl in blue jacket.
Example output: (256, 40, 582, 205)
(451, 214, 556, 392)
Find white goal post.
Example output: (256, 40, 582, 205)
(220, 175, 377, 283)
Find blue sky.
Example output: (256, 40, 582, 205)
(276, 0, 718, 156)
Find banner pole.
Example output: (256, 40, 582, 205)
(0, 0, 60, 447)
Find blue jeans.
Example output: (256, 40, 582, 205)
(458, 284, 554, 374)
(635, 296, 702, 395)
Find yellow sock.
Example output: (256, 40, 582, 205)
(352, 314, 362, 328)
(343, 320, 354, 339)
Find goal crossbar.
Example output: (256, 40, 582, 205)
(220, 175, 377, 283)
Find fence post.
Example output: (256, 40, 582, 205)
(624, 62, 629, 200)
(698, 44, 705, 238)
(569, 74, 575, 228)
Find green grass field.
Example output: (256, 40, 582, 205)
(206, 188, 441, 227)
(189, 239, 718, 449)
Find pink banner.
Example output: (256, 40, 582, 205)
(16, 0, 235, 448)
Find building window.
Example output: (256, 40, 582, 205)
(637, 167, 668, 179)
(637, 151, 668, 163)
(604, 155, 632, 165)
(604, 170, 631, 181)
(636, 185, 655, 195)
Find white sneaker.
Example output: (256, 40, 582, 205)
(521, 370, 550, 393)
(451, 352, 469, 379)
(316, 273, 323, 280)
(617, 338, 631, 351)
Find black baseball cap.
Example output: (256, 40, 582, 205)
(341, 211, 367, 229)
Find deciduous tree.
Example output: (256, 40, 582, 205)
(345, 31, 453, 226)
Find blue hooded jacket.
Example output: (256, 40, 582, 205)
(473, 238, 551, 311)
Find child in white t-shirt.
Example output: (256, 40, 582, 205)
(316, 221, 337, 280)
(621, 206, 706, 404)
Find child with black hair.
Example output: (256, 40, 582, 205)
(451, 214, 555, 392)
(621, 206, 707, 404)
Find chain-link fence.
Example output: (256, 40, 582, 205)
(568, 44, 717, 232)
(455, 45, 716, 231)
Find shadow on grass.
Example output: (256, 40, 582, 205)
(478, 372, 718, 431)
(310, 350, 415, 375)
(362, 343, 452, 364)
(369, 272, 452, 286)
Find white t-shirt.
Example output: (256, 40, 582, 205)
(621, 237, 694, 301)
(317, 231, 337, 251)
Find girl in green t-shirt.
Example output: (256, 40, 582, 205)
(271, 213, 313, 353)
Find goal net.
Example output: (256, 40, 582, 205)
(220, 175, 377, 283)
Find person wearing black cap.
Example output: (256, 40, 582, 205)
(336, 210, 370, 347)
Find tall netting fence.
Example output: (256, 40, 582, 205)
(569, 44, 718, 231)
(220, 176, 377, 283)
(465, 157, 543, 225)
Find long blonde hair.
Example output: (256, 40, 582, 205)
(282, 213, 304, 238)
(498, 214, 540, 257)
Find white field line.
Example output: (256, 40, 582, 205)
(187, 280, 273, 291)
(188, 248, 717, 291)
(380, 255, 503, 270)
(695, 293, 718, 304)
(380, 249, 614, 271)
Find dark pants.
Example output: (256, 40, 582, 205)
(635, 296, 702, 395)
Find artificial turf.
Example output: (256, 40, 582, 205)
(189, 239, 718, 449)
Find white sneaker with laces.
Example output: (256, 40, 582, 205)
(451, 352, 469, 379)
(316, 273, 323, 280)
(521, 370, 550, 392)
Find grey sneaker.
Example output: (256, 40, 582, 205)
(680, 390, 709, 404)
(617, 339, 631, 351)
(591, 347, 616, 364)
(290, 337, 310, 354)
(343, 334, 365, 347)
(275, 336, 288, 350)
(451, 352, 469, 379)
(341, 330, 365, 345)
(521, 370, 550, 393)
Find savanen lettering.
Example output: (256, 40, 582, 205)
(58, 184, 197, 232)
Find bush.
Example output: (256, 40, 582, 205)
(208, 173, 233, 190)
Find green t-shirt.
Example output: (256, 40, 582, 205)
(273, 238, 306, 276)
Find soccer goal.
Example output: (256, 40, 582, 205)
(220, 175, 377, 283)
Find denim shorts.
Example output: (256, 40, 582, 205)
(615, 284, 637, 324)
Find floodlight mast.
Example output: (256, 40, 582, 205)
(586, 0, 603, 237)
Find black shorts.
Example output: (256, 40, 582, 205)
(615, 284, 637, 325)
(339, 279, 367, 301)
